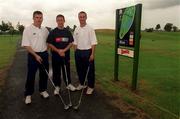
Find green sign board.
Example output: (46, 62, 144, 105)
(114, 4, 142, 90)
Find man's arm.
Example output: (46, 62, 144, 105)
(48, 44, 59, 53)
(24, 46, 42, 63)
(48, 43, 73, 57)
(64, 43, 73, 52)
(89, 27, 97, 61)
(73, 45, 77, 51)
(73, 28, 77, 51)
(59, 43, 73, 57)
(89, 45, 96, 61)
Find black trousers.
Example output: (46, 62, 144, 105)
(75, 49, 95, 88)
(52, 53, 71, 87)
(25, 51, 49, 96)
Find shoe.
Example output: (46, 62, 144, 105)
(54, 86, 60, 95)
(76, 84, 87, 90)
(40, 91, 49, 98)
(25, 95, 31, 105)
(66, 84, 76, 91)
(86, 87, 94, 95)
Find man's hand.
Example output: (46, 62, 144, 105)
(24, 46, 43, 64)
(35, 55, 43, 64)
(89, 45, 96, 62)
(58, 49, 65, 57)
(89, 54, 94, 61)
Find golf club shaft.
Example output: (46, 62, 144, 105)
(63, 62, 72, 106)
(41, 64, 68, 108)
(76, 64, 90, 108)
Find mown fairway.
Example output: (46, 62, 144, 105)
(0, 35, 21, 69)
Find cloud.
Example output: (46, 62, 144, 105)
(0, 0, 180, 29)
(142, 0, 180, 9)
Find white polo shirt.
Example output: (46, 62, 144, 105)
(73, 24, 97, 50)
(21, 24, 49, 52)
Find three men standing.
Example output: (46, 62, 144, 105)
(22, 10, 97, 105)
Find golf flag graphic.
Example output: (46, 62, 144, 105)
(119, 6, 135, 39)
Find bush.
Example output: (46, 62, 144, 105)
(145, 28, 154, 32)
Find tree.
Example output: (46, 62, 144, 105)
(145, 28, 154, 32)
(155, 24, 161, 30)
(0, 21, 12, 32)
(9, 27, 15, 35)
(66, 25, 70, 31)
(46, 26, 52, 32)
(16, 22, 25, 34)
(164, 23, 173, 32)
(172, 26, 178, 32)
(72, 25, 77, 32)
(66, 25, 74, 32)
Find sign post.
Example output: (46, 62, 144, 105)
(114, 4, 142, 90)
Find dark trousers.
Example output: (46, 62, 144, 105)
(52, 53, 71, 87)
(25, 51, 49, 96)
(75, 49, 95, 88)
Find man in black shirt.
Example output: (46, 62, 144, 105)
(47, 14, 76, 95)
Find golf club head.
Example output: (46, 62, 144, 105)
(73, 105, 79, 111)
(64, 105, 70, 110)
(68, 103, 72, 107)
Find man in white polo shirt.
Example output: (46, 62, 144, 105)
(21, 11, 49, 105)
(73, 11, 98, 95)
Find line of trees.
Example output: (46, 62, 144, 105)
(0, 21, 25, 35)
(145, 23, 179, 32)
(46, 25, 77, 33)
(0, 20, 77, 35)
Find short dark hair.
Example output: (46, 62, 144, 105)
(78, 11, 87, 17)
(33, 11, 43, 18)
(56, 14, 65, 21)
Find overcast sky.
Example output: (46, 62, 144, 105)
(0, 0, 180, 30)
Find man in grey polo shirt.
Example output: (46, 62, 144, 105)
(21, 11, 49, 104)
(73, 11, 98, 95)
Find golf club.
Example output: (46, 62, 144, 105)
(63, 59, 72, 107)
(41, 64, 70, 110)
(73, 64, 90, 110)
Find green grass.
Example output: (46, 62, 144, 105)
(0, 35, 20, 69)
(139, 32, 180, 113)
(93, 31, 180, 119)
(0, 35, 20, 92)
(0, 32, 179, 119)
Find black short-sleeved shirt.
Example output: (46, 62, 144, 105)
(47, 27, 74, 58)
(47, 27, 74, 49)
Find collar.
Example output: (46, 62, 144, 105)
(31, 24, 42, 29)
(80, 24, 87, 28)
